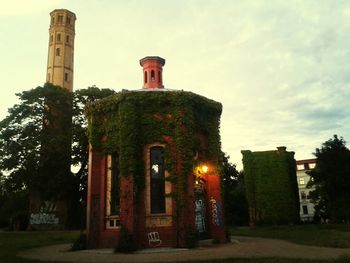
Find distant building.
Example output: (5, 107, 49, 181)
(296, 159, 316, 222)
(242, 147, 300, 226)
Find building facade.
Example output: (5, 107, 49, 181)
(86, 56, 226, 248)
(296, 159, 316, 222)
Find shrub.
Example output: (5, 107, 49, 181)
(114, 225, 136, 253)
(70, 232, 87, 251)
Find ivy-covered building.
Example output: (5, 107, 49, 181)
(86, 56, 226, 248)
(241, 146, 300, 226)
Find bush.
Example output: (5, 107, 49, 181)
(114, 225, 136, 253)
(186, 229, 198, 248)
(70, 232, 87, 251)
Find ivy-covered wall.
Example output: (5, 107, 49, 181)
(86, 89, 222, 202)
(242, 147, 299, 225)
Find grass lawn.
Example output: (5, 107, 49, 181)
(0, 227, 350, 263)
(0, 230, 78, 263)
(231, 224, 350, 248)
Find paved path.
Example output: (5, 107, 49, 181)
(20, 236, 350, 262)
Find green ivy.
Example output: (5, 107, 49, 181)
(86, 90, 222, 243)
(241, 148, 300, 225)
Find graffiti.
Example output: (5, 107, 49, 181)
(210, 197, 223, 227)
(29, 201, 59, 225)
(195, 199, 206, 233)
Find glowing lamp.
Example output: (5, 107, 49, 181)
(201, 165, 209, 173)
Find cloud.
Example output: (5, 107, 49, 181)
(0, 0, 65, 16)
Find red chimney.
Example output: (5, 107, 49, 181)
(140, 56, 165, 89)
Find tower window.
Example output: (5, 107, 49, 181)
(50, 35, 53, 43)
(56, 48, 60, 56)
(144, 71, 148, 83)
(58, 15, 63, 23)
(158, 71, 161, 83)
(51, 17, 55, 24)
(57, 33, 61, 42)
(64, 73, 68, 82)
(66, 16, 71, 25)
(151, 70, 155, 82)
(66, 35, 70, 43)
(150, 146, 165, 214)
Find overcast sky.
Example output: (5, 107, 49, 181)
(1, 0, 350, 169)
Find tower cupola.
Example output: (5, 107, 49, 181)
(140, 56, 165, 89)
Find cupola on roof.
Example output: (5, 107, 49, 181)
(140, 56, 165, 89)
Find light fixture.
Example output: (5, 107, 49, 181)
(201, 165, 209, 174)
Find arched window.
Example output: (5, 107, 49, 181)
(144, 71, 148, 83)
(56, 48, 60, 56)
(158, 71, 161, 83)
(66, 35, 70, 43)
(150, 146, 165, 214)
(151, 70, 155, 82)
(57, 33, 61, 42)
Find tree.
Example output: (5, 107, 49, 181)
(0, 84, 115, 228)
(308, 135, 350, 223)
(221, 153, 249, 226)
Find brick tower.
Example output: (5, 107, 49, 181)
(46, 9, 76, 92)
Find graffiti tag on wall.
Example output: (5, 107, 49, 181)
(210, 197, 223, 227)
(195, 199, 206, 233)
(30, 201, 59, 225)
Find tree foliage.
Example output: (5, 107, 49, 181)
(0, 84, 115, 227)
(308, 135, 350, 222)
(220, 153, 249, 226)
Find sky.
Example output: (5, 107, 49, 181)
(1, 0, 350, 169)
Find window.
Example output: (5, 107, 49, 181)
(50, 35, 53, 43)
(299, 177, 305, 185)
(144, 71, 148, 83)
(300, 191, 306, 200)
(151, 70, 155, 81)
(64, 73, 68, 82)
(106, 154, 120, 228)
(57, 33, 61, 42)
(47, 73, 50, 82)
(66, 35, 70, 43)
(56, 48, 60, 56)
(309, 163, 316, 169)
(150, 146, 165, 214)
(58, 15, 63, 23)
(51, 17, 55, 24)
(302, 205, 308, 215)
(66, 16, 71, 24)
(158, 71, 161, 83)
(297, 164, 304, 170)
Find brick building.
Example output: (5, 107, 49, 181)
(86, 56, 226, 248)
